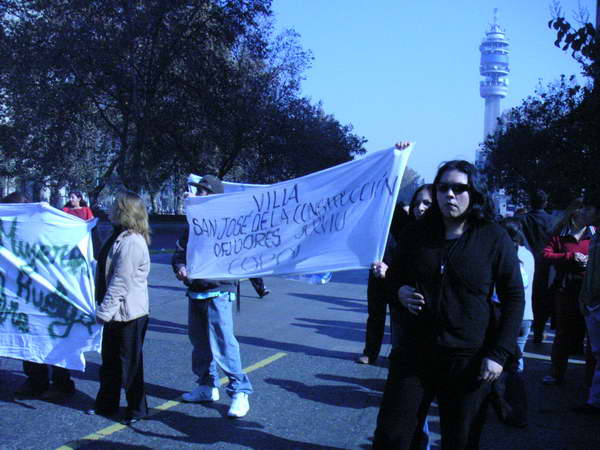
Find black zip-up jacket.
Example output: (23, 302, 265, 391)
(171, 228, 236, 293)
(387, 219, 524, 366)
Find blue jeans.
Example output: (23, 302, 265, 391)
(188, 293, 252, 395)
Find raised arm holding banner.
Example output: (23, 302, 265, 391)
(186, 145, 413, 280)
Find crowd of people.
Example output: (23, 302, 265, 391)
(3, 151, 600, 448)
(3, 178, 254, 422)
(355, 153, 600, 449)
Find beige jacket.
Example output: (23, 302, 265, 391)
(96, 231, 150, 322)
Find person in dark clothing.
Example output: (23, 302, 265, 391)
(489, 218, 535, 428)
(517, 190, 555, 343)
(356, 142, 419, 365)
(249, 278, 270, 298)
(357, 203, 410, 365)
(373, 160, 524, 450)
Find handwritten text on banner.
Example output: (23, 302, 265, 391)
(186, 146, 412, 279)
(0, 203, 101, 371)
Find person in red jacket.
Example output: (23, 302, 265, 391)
(62, 191, 94, 220)
(542, 197, 596, 385)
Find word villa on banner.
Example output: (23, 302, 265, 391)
(186, 145, 413, 280)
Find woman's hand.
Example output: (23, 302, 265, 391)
(176, 266, 188, 282)
(370, 261, 388, 278)
(479, 357, 503, 382)
(574, 252, 588, 268)
(394, 141, 411, 151)
(397, 285, 425, 315)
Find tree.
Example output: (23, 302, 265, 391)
(0, 0, 273, 198)
(549, 0, 599, 83)
(0, 0, 366, 204)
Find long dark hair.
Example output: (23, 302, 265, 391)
(550, 197, 585, 236)
(423, 160, 495, 232)
(65, 191, 88, 208)
(409, 184, 434, 219)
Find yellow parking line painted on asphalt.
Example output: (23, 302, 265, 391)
(523, 351, 585, 365)
(56, 352, 287, 450)
(241, 351, 287, 372)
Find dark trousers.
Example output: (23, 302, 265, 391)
(95, 316, 149, 418)
(22, 361, 72, 391)
(489, 362, 527, 425)
(532, 260, 553, 340)
(362, 274, 388, 359)
(249, 278, 266, 295)
(374, 347, 491, 450)
(550, 290, 586, 380)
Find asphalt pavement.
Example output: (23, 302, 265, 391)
(1, 224, 599, 449)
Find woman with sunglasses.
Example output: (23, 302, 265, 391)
(373, 160, 524, 450)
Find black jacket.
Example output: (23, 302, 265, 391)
(171, 228, 236, 293)
(388, 220, 524, 366)
(518, 209, 555, 258)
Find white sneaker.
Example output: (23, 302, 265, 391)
(227, 392, 250, 418)
(182, 385, 219, 403)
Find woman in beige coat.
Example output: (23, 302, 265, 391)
(87, 191, 151, 424)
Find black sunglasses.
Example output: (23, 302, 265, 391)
(436, 182, 470, 194)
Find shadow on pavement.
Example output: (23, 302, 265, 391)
(124, 409, 343, 449)
(236, 335, 356, 361)
(148, 318, 188, 336)
(265, 377, 381, 409)
(291, 317, 383, 344)
(315, 373, 386, 392)
(0, 369, 96, 413)
(67, 442, 154, 450)
(288, 293, 367, 314)
(68, 361, 187, 404)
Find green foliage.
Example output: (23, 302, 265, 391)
(0, 0, 366, 203)
(549, 15, 599, 81)
(481, 76, 599, 207)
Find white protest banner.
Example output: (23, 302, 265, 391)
(0, 203, 102, 371)
(222, 181, 270, 193)
(186, 145, 413, 279)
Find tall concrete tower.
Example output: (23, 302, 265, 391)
(480, 9, 509, 140)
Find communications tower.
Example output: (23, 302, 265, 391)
(479, 9, 509, 140)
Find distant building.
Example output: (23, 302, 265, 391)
(478, 9, 511, 216)
(479, 8, 509, 142)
